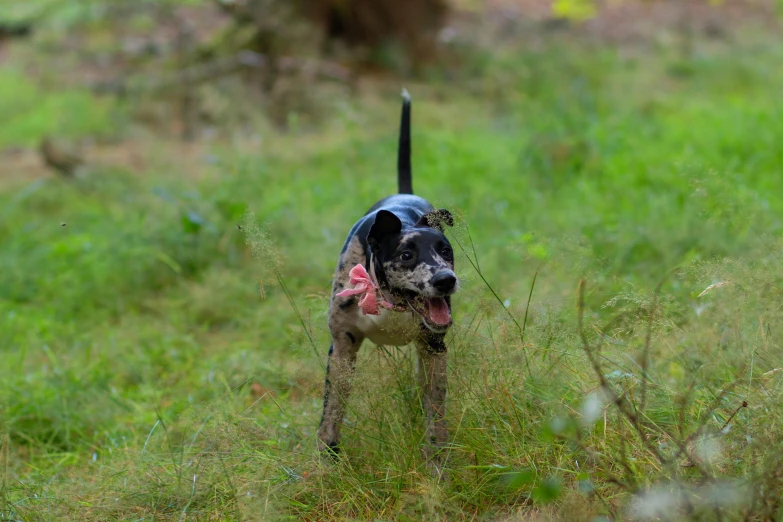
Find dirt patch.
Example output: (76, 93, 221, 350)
(0, 138, 223, 189)
(454, 0, 778, 43)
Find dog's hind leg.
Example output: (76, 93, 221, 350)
(317, 331, 363, 455)
(416, 333, 448, 471)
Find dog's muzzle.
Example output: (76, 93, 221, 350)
(431, 271, 457, 295)
(406, 270, 458, 331)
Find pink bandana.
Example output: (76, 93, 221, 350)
(336, 264, 395, 316)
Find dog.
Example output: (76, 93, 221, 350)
(316, 90, 458, 467)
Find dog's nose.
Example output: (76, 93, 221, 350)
(431, 272, 457, 294)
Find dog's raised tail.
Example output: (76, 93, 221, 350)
(398, 89, 413, 194)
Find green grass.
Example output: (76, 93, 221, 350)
(0, 68, 119, 148)
(2, 32, 783, 521)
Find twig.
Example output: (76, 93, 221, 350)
(577, 280, 670, 467)
(683, 377, 744, 446)
(719, 401, 748, 433)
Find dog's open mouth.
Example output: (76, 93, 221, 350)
(407, 296, 452, 329)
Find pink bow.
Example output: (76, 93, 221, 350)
(336, 264, 394, 316)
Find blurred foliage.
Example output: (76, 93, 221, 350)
(0, 70, 120, 147)
(553, 0, 597, 21)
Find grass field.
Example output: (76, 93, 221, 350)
(2, 20, 783, 521)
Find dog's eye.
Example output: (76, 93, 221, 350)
(440, 247, 453, 258)
(400, 251, 413, 262)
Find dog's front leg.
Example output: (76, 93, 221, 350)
(317, 331, 363, 455)
(417, 333, 448, 468)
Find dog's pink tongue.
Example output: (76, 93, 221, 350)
(427, 298, 451, 326)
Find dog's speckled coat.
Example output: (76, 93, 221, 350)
(316, 93, 457, 470)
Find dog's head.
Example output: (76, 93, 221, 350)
(367, 209, 458, 332)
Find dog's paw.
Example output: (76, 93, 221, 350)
(426, 459, 450, 483)
(317, 440, 341, 461)
(422, 445, 449, 482)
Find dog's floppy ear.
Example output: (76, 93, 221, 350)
(368, 210, 402, 247)
(415, 209, 454, 231)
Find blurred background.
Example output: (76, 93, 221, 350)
(1, 0, 777, 151)
(2, 0, 783, 520)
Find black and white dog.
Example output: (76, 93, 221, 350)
(317, 91, 457, 466)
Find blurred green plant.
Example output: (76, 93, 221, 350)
(553, 0, 596, 21)
(0, 71, 119, 148)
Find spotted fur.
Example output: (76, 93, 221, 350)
(382, 230, 456, 298)
(316, 92, 457, 473)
